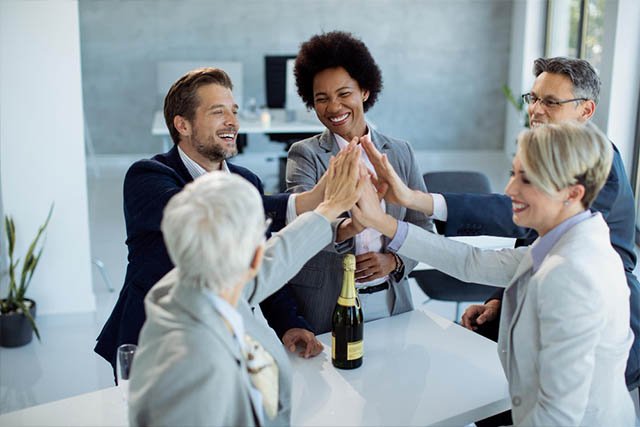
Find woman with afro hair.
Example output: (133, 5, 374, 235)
(284, 31, 434, 334)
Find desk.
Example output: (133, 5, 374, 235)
(0, 306, 509, 426)
(152, 109, 324, 151)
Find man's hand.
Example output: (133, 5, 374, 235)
(355, 252, 396, 282)
(282, 328, 323, 358)
(461, 299, 501, 331)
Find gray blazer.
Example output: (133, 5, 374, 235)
(128, 212, 333, 427)
(398, 213, 635, 426)
(286, 128, 433, 334)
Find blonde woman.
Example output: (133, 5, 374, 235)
(354, 122, 635, 426)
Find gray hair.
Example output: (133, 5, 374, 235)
(517, 121, 612, 209)
(533, 57, 601, 104)
(161, 172, 265, 292)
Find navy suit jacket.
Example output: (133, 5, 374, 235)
(438, 144, 640, 389)
(94, 146, 310, 369)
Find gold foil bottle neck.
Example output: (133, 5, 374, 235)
(343, 254, 356, 271)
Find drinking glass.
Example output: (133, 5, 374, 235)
(116, 343, 137, 402)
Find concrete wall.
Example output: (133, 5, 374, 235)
(0, 1, 95, 315)
(79, 0, 513, 154)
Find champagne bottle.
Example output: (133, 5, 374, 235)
(331, 254, 363, 369)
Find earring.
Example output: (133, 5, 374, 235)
(563, 200, 570, 206)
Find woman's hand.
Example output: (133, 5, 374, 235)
(360, 135, 415, 208)
(351, 175, 398, 238)
(315, 137, 364, 221)
(355, 252, 396, 282)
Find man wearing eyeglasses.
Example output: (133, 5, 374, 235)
(419, 57, 639, 425)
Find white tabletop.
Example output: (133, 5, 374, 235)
(0, 305, 509, 427)
(152, 109, 324, 136)
(289, 306, 510, 426)
(0, 386, 127, 426)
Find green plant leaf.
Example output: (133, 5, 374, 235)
(3, 203, 54, 311)
(5, 216, 15, 256)
(501, 84, 524, 112)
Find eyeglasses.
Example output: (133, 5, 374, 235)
(521, 93, 588, 109)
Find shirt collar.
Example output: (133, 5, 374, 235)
(205, 290, 245, 352)
(531, 210, 593, 272)
(177, 145, 230, 179)
(333, 128, 376, 175)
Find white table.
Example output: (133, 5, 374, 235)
(152, 109, 324, 151)
(0, 306, 510, 427)
(289, 306, 510, 426)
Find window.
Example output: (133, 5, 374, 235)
(545, 0, 606, 71)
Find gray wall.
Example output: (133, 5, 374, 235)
(79, 0, 512, 154)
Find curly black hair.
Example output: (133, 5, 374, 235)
(294, 31, 383, 112)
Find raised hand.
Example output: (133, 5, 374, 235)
(360, 135, 414, 208)
(315, 138, 364, 221)
(351, 176, 386, 230)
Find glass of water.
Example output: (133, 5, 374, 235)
(116, 343, 137, 402)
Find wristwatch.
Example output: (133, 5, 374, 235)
(391, 252, 404, 277)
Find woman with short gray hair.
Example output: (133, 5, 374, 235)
(128, 143, 364, 427)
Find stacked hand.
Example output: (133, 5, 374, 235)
(360, 135, 415, 208)
(315, 137, 366, 221)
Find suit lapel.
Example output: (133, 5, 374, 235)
(170, 280, 243, 364)
(315, 129, 341, 174)
(164, 146, 194, 184)
(500, 251, 534, 377)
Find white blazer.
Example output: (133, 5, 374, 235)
(399, 213, 635, 426)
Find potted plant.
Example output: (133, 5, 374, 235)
(0, 205, 53, 347)
(502, 84, 530, 128)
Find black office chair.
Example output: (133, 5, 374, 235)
(410, 171, 501, 321)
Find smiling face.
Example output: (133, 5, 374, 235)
(504, 154, 570, 236)
(528, 72, 594, 127)
(177, 83, 239, 169)
(312, 67, 369, 141)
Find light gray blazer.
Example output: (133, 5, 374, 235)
(128, 212, 333, 427)
(398, 213, 635, 426)
(285, 128, 433, 334)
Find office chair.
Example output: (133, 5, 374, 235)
(409, 171, 501, 321)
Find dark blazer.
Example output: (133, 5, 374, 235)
(94, 146, 309, 370)
(437, 144, 640, 390)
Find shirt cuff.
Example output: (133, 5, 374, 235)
(285, 193, 298, 225)
(431, 193, 448, 221)
(387, 220, 409, 253)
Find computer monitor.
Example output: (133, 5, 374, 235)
(265, 55, 296, 109)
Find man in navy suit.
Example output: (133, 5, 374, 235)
(95, 68, 328, 372)
(416, 57, 639, 425)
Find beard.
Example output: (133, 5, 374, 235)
(192, 133, 237, 163)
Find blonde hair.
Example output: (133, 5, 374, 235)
(161, 172, 265, 292)
(517, 121, 612, 208)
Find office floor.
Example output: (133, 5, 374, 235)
(1, 143, 638, 422)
